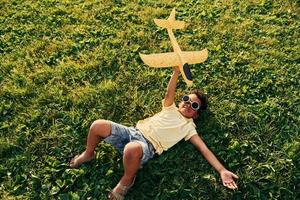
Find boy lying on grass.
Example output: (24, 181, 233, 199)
(70, 67, 239, 199)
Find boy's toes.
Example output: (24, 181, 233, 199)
(69, 155, 80, 168)
(69, 153, 95, 168)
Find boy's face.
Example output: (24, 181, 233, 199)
(178, 93, 201, 119)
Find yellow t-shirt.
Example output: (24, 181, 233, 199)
(136, 100, 198, 155)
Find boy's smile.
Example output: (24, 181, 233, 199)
(178, 94, 200, 119)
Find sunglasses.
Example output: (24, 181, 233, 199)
(182, 95, 200, 111)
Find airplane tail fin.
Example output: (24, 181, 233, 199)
(154, 8, 185, 29)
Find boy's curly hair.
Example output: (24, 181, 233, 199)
(191, 89, 208, 114)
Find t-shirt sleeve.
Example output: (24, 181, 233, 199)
(184, 128, 198, 141)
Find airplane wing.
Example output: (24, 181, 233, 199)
(182, 49, 208, 64)
(139, 52, 180, 68)
(154, 19, 185, 29)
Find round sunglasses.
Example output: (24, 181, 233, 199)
(182, 95, 200, 111)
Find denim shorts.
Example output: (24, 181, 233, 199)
(104, 122, 156, 165)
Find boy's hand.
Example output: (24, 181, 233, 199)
(173, 66, 180, 74)
(220, 169, 239, 189)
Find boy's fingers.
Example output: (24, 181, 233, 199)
(226, 183, 235, 189)
(224, 181, 238, 190)
(232, 182, 238, 189)
(232, 173, 239, 179)
(229, 182, 237, 189)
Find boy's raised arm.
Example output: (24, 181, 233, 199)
(189, 135, 239, 189)
(164, 67, 180, 107)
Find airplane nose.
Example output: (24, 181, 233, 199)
(183, 63, 192, 81)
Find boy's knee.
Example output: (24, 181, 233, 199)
(90, 119, 111, 138)
(124, 143, 143, 160)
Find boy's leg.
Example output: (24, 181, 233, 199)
(111, 142, 143, 195)
(70, 119, 112, 168)
(85, 119, 112, 154)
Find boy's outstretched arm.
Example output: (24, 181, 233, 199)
(164, 67, 180, 107)
(189, 135, 239, 189)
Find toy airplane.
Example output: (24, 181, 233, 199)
(139, 8, 208, 87)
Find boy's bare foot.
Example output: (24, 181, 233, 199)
(108, 176, 136, 200)
(69, 151, 95, 168)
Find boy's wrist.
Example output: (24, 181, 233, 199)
(173, 71, 180, 77)
(218, 167, 226, 174)
(173, 66, 180, 74)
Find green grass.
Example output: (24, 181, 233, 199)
(0, 0, 299, 199)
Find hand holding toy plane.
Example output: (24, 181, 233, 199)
(140, 8, 208, 87)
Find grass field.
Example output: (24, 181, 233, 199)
(0, 0, 299, 199)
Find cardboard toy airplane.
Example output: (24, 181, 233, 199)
(139, 8, 208, 87)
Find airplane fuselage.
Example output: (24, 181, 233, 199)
(167, 28, 192, 81)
